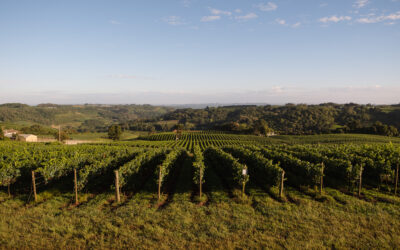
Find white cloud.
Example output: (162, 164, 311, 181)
(255, 2, 278, 11)
(386, 12, 400, 20)
(209, 8, 232, 16)
(319, 15, 352, 23)
(163, 16, 186, 26)
(163, 16, 185, 26)
(201, 16, 221, 22)
(235, 9, 242, 13)
(357, 17, 377, 23)
(182, 0, 192, 7)
(7, 86, 400, 105)
(271, 86, 284, 93)
(109, 20, 121, 25)
(275, 19, 302, 28)
(357, 11, 400, 23)
(108, 75, 154, 80)
(235, 13, 258, 21)
(275, 18, 286, 25)
(353, 0, 369, 8)
(292, 22, 301, 28)
(109, 74, 138, 79)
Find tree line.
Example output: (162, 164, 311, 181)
(1, 103, 400, 137)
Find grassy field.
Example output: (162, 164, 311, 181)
(270, 133, 400, 144)
(1, 133, 400, 249)
(37, 131, 147, 142)
(69, 131, 147, 141)
(0, 160, 399, 249)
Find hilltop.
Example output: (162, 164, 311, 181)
(0, 103, 400, 137)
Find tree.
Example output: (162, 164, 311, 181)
(78, 119, 106, 132)
(148, 126, 156, 135)
(387, 125, 399, 137)
(175, 123, 184, 131)
(174, 123, 184, 140)
(108, 125, 122, 141)
(54, 131, 69, 142)
(253, 119, 274, 136)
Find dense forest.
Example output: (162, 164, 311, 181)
(1, 103, 400, 136)
(0, 103, 173, 131)
(158, 103, 400, 136)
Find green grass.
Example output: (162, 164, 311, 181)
(271, 133, 400, 144)
(68, 131, 147, 141)
(1, 184, 399, 248)
(1, 133, 400, 248)
(0, 121, 36, 129)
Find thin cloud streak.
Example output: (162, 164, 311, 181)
(357, 11, 400, 23)
(209, 8, 232, 16)
(2, 86, 399, 105)
(163, 16, 186, 25)
(109, 20, 121, 25)
(201, 15, 221, 22)
(107, 75, 155, 80)
(235, 13, 258, 21)
(255, 2, 278, 11)
(353, 0, 369, 8)
(319, 15, 352, 23)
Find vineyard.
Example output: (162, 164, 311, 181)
(139, 131, 275, 150)
(1, 132, 400, 248)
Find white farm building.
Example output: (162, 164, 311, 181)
(17, 134, 38, 142)
(3, 129, 19, 138)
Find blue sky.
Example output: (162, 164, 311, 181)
(0, 0, 399, 104)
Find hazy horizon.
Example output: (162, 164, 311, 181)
(1, 0, 399, 104)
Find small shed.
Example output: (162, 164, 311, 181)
(17, 134, 38, 142)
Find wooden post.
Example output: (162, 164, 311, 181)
(158, 166, 162, 201)
(242, 181, 245, 198)
(7, 184, 10, 198)
(358, 166, 363, 197)
(115, 170, 120, 203)
(279, 171, 285, 198)
(58, 125, 61, 142)
(32, 171, 37, 202)
(395, 163, 399, 196)
(320, 175, 323, 195)
(242, 166, 248, 198)
(199, 169, 202, 199)
(74, 169, 78, 205)
(320, 163, 324, 195)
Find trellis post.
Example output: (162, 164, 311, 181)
(32, 171, 37, 202)
(199, 168, 203, 199)
(279, 171, 285, 198)
(242, 166, 248, 198)
(74, 169, 79, 205)
(320, 163, 324, 195)
(358, 166, 363, 197)
(115, 170, 120, 203)
(395, 163, 399, 196)
(158, 166, 162, 201)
